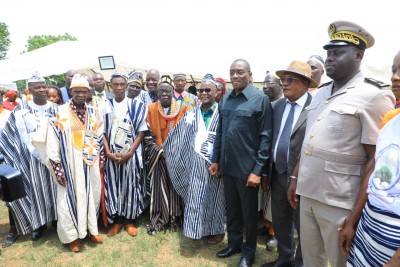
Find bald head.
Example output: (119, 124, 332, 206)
(146, 69, 161, 93)
(231, 59, 251, 72)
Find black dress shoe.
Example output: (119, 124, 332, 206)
(237, 257, 254, 267)
(31, 225, 46, 241)
(216, 246, 241, 258)
(261, 259, 294, 267)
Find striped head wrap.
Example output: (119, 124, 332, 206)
(110, 71, 128, 82)
(201, 73, 218, 88)
(308, 55, 325, 69)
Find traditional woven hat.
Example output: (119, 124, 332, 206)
(70, 74, 89, 89)
(27, 71, 45, 83)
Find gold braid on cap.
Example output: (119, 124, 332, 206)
(331, 31, 367, 47)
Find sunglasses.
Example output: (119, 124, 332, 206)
(197, 88, 212, 94)
(280, 77, 299, 84)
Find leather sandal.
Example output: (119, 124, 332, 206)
(125, 224, 138, 237)
(207, 233, 225, 245)
(68, 239, 81, 252)
(89, 234, 103, 243)
(2, 232, 19, 248)
(107, 223, 123, 237)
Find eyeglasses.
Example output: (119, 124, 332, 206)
(280, 77, 299, 84)
(197, 88, 212, 94)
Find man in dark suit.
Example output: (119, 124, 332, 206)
(261, 60, 317, 267)
(93, 72, 113, 101)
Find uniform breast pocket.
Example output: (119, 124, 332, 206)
(327, 104, 358, 132)
(233, 110, 253, 128)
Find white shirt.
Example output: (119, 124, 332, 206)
(273, 92, 309, 162)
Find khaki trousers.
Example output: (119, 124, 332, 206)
(300, 196, 350, 267)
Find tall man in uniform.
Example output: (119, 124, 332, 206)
(261, 60, 317, 267)
(209, 59, 272, 267)
(287, 21, 395, 267)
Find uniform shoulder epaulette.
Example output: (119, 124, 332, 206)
(364, 77, 390, 89)
(318, 81, 332, 89)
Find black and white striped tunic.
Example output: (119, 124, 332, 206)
(0, 101, 57, 235)
(164, 106, 226, 239)
(143, 129, 181, 233)
(104, 98, 147, 223)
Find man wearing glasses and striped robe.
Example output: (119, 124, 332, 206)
(164, 74, 226, 245)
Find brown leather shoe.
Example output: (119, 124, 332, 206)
(68, 239, 81, 252)
(107, 223, 123, 237)
(125, 224, 138, 237)
(89, 234, 103, 243)
(207, 233, 225, 245)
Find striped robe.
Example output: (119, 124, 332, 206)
(0, 100, 57, 235)
(145, 102, 187, 233)
(104, 98, 147, 223)
(47, 102, 103, 244)
(142, 129, 172, 233)
(164, 106, 226, 239)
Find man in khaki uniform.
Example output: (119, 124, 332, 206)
(287, 21, 395, 267)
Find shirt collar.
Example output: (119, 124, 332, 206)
(287, 92, 309, 108)
(174, 90, 186, 99)
(201, 101, 217, 113)
(228, 83, 254, 100)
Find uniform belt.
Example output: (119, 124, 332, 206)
(303, 143, 367, 165)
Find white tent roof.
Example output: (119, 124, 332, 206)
(0, 41, 116, 82)
(0, 40, 393, 85)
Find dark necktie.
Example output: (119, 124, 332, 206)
(275, 102, 296, 174)
(98, 93, 104, 98)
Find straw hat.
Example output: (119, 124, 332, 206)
(275, 60, 318, 88)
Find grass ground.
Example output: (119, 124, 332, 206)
(0, 205, 277, 267)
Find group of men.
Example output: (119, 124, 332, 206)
(213, 20, 394, 267)
(0, 19, 398, 267)
(0, 66, 231, 254)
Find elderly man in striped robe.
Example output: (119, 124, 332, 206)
(103, 72, 148, 237)
(164, 74, 226, 244)
(145, 79, 188, 234)
(47, 74, 104, 252)
(0, 72, 57, 242)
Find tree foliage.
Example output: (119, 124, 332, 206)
(374, 165, 393, 184)
(24, 33, 77, 53)
(0, 22, 11, 60)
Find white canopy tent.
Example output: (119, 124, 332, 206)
(0, 40, 393, 86)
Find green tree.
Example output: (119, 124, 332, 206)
(0, 22, 11, 60)
(24, 33, 77, 53)
(374, 165, 393, 184)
